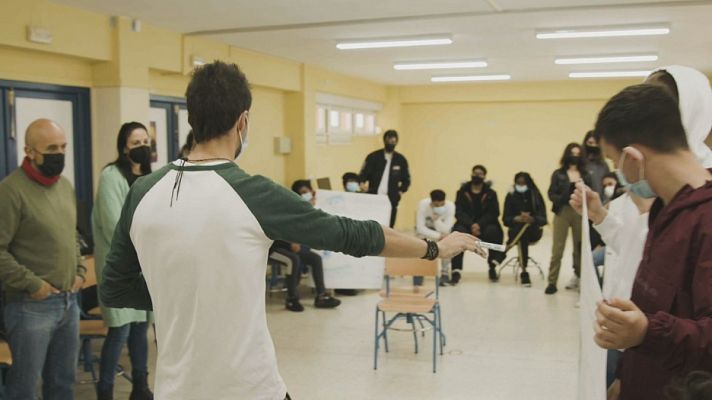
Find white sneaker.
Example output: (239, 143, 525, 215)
(565, 276, 580, 290)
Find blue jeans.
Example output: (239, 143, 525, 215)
(98, 322, 150, 390)
(593, 246, 606, 267)
(3, 292, 79, 400)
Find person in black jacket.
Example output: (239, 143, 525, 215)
(360, 130, 411, 227)
(503, 172, 548, 287)
(451, 165, 506, 285)
(545, 143, 592, 295)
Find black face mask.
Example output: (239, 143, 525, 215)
(471, 176, 484, 185)
(585, 145, 600, 155)
(128, 146, 152, 166)
(384, 143, 396, 153)
(38, 153, 65, 177)
(565, 155, 581, 166)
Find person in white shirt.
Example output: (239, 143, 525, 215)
(415, 190, 455, 285)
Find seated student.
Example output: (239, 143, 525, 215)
(586, 84, 712, 400)
(342, 172, 363, 193)
(414, 190, 455, 285)
(269, 180, 341, 312)
(452, 165, 506, 284)
(502, 172, 547, 287)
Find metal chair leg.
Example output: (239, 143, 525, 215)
(374, 307, 380, 370)
(411, 315, 419, 354)
(437, 306, 444, 355)
(382, 310, 389, 353)
(432, 313, 437, 373)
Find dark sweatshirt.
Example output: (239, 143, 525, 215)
(454, 182, 502, 232)
(618, 174, 712, 400)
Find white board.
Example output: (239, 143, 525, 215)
(15, 97, 75, 187)
(314, 190, 391, 289)
(578, 193, 607, 400)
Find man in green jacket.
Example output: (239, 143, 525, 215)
(0, 119, 86, 400)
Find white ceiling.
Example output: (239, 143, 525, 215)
(53, 0, 712, 84)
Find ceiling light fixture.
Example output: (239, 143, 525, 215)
(555, 54, 658, 65)
(537, 25, 670, 39)
(569, 70, 653, 78)
(336, 35, 452, 50)
(394, 60, 487, 70)
(431, 74, 511, 82)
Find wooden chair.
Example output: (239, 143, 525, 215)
(0, 339, 12, 390)
(78, 256, 109, 385)
(374, 258, 444, 373)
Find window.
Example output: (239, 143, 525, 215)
(315, 93, 381, 144)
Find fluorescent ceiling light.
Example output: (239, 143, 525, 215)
(336, 35, 452, 50)
(569, 70, 652, 78)
(431, 74, 511, 82)
(555, 54, 658, 65)
(394, 60, 487, 70)
(537, 26, 670, 39)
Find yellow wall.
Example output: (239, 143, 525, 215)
(239, 87, 288, 185)
(393, 80, 639, 230)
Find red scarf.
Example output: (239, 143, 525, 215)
(21, 157, 60, 186)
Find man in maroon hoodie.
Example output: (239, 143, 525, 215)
(589, 83, 712, 399)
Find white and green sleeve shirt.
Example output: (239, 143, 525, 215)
(101, 161, 385, 400)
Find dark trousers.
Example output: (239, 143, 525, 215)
(452, 224, 505, 271)
(271, 247, 327, 299)
(507, 224, 543, 268)
(389, 202, 398, 228)
(98, 322, 150, 390)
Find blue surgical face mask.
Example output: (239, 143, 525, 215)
(615, 151, 657, 199)
(346, 181, 360, 192)
(515, 184, 528, 193)
(432, 205, 447, 215)
(301, 192, 313, 202)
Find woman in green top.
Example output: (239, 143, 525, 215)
(93, 122, 154, 400)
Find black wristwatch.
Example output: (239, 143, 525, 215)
(422, 239, 440, 261)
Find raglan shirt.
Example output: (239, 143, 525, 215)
(101, 161, 385, 400)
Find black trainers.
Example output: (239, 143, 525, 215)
(129, 374, 154, 400)
(314, 294, 341, 309)
(545, 284, 558, 295)
(286, 297, 304, 312)
(520, 272, 531, 287)
(488, 267, 499, 283)
(450, 271, 461, 286)
(439, 275, 450, 287)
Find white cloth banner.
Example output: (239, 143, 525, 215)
(314, 190, 391, 289)
(578, 193, 607, 400)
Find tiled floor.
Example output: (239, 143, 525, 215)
(76, 233, 581, 399)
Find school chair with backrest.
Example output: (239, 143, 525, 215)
(496, 223, 545, 281)
(374, 258, 444, 373)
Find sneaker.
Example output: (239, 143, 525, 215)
(520, 271, 531, 287)
(439, 275, 450, 287)
(286, 297, 304, 312)
(335, 289, 358, 296)
(450, 271, 461, 286)
(545, 284, 558, 295)
(488, 267, 499, 283)
(314, 294, 341, 309)
(565, 276, 580, 291)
